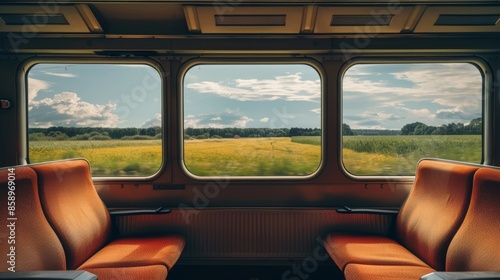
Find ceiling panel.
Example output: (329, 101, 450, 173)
(189, 6, 304, 34)
(414, 6, 500, 32)
(314, 6, 414, 33)
(0, 5, 93, 33)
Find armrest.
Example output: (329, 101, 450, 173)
(421, 272, 500, 280)
(336, 206, 399, 215)
(0, 271, 97, 280)
(109, 207, 171, 217)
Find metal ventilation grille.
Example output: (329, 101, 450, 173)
(114, 208, 394, 259)
(0, 14, 69, 25)
(330, 15, 393, 26)
(187, 6, 303, 34)
(435, 15, 500, 26)
(0, 5, 102, 33)
(314, 6, 412, 33)
(414, 6, 500, 33)
(215, 15, 286, 26)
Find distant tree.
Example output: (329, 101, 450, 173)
(29, 133, 47, 141)
(121, 135, 154, 140)
(445, 122, 464, 135)
(398, 119, 481, 135)
(466, 118, 482, 134)
(274, 129, 286, 137)
(289, 127, 301, 137)
(342, 123, 354, 135)
(196, 133, 209, 139)
(73, 133, 91, 140)
(413, 123, 428, 135)
(47, 131, 69, 140)
(89, 132, 111, 140)
(400, 122, 425, 135)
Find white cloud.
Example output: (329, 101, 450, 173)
(28, 78, 122, 128)
(116, 65, 151, 68)
(187, 73, 320, 102)
(344, 63, 483, 125)
(345, 64, 481, 100)
(141, 113, 161, 128)
(345, 111, 403, 129)
(27, 78, 51, 107)
(42, 71, 77, 78)
(310, 108, 321, 114)
(260, 117, 270, 123)
(346, 111, 402, 121)
(185, 109, 253, 128)
(29, 91, 120, 128)
(396, 106, 434, 117)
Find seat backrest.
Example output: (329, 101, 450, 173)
(396, 159, 478, 270)
(32, 159, 112, 270)
(0, 166, 66, 271)
(446, 167, 500, 271)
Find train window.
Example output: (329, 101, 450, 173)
(342, 62, 483, 176)
(27, 63, 163, 177)
(183, 64, 322, 177)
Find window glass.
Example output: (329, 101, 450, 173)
(183, 64, 322, 177)
(27, 63, 162, 176)
(343, 63, 483, 176)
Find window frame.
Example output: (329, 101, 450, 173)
(339, 57, 490, 180)
(179, 58, 326, 181)
(21, 57, 167, 181)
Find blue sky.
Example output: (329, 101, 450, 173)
(343, 63, 482, 129)
(184, 64, 321, 129)
(27, 62, 482, 130)
(28, 64, 162, 128)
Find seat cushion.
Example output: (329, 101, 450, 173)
(396, 160, 478, 270)
(32, 159, 112, 269)
(0, 166, 66, 271)
(78, 235, 185, 271)
(83, 265, 168, 280)
(325, 234, 429, 271)
(446, 167, 500, 271)
(344, 264, 436, 280)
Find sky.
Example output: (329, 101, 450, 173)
(27, 62, 483, 130)
(343, 63, 483, 130)
(28, 64, 162, 128)
(184, 64, 321, 129)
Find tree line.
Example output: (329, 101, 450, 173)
(184, 127, 321, 139)
(28, 118, 481, 141)
(28, 126, 321, 141)
(29, 126, 162, 141)
(399, 118, 481, 135)
(344, 118, 482, 136)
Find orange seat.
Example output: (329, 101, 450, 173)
(324, 234, 429, 270)
(446, 167, 500, 271)
(324, 159, 479, 279)
(31, 159, 185, 280)
(83, 265, 167, 280)
(344, 263, 436, 280)
(0, 166, 66, 272)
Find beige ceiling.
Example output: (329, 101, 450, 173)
(0, 2, 499, 37)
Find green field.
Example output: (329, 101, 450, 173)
(184, 137, 320, 176)
(30, 140, 162, 176)
(29, 135, 482, 176)
(341, 135, 481, 175)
